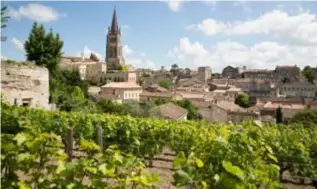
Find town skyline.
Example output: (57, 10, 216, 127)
(2, 1, 317, 72)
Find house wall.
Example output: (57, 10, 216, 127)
(100, 87, 142, 102)
(209, 105, 228, 123)
(228, 112, 260, 123)
(279, 83, 316, 98)
(1, 63, 50, 110)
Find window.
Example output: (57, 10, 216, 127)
(14, 98, 18, 106)
(22, 98, 32, 107)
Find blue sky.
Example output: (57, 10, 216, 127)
(2, 1, 317, 72)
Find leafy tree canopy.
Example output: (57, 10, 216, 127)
(234, 93, 250, 108)
(24, 22, 63, 73)
(158, 79, 172, 89)
(290, 109, 317, 127)
(302, 66, 315, 84)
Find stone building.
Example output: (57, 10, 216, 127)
(275, 65, 300, 82)
(149, 103, 188, 121)
(242, 69, 275, 79)
(60, 55, 107, 85)
(222, 66, 241, 78)
(207, 101, 260, 123)
(100, 82, 142, 103)
(277, 82, 317, 98)
(105, 71, 138, 83)
(232, 79, 276, 97)
(1, 62, 50, 109)
(198, 66, 211, 82)
(106, 8, 125, 71)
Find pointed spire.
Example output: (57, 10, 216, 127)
(110, 6, 119, 34)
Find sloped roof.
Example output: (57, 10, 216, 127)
(101, 82, 141, 89)
(152, 103, 188, 119)
(140, 91, 174, 98)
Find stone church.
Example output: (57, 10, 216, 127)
(106, 7, 126, 71)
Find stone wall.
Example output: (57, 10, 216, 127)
(1, 62, 50, 109)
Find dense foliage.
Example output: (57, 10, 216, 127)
(234, 93, 250, 108)
(302, 66, 315, 84)
(290, 109, 317, 127)
(1, 128, 159, 188)
(158, 78, 172, 89)
(49, 69, 96, 112)
(2, 104, 317, 188)
(24, 22, 63, 73)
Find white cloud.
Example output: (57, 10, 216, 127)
(1, 54, 8, 61)
(8, 3, 65, 22)
(169, 37, 317, 72)
(123, 45, 133, 56)
(167, 0, 184, 12)
(11, 38, 24, 51)
(187, 19, 226, 36)
(123, 45, 156, 69)
(187, 9, 317, 46)
(76, 46, 103, 60)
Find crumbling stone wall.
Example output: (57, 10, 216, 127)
(1, 62, 50, 110)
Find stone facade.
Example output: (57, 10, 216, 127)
(198, 66, 211, 82)
(222, 66, 241, 78)
(100, 82, 142, 103)
(278, 82, 317, 98)
(60, 56, 107, 85)
(210, 104, 260, 123)
(242, 69, 275, 79)
(104, 71, 138, 83)
(106, 8, 125, 71)
(275, 65, 300, 82)
(232, 79, 276, 97)
(1, 62, 50, 110)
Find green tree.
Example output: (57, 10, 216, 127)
(275, 106, 283, 124)
(302, 66, 315, 83)
(119, 65, 128, 72)
(234, 93, 250, 108)
(174, 99, 199, 120)
(24, 22, 63, 73)
(290, 109, 317, 127)
(1, 5, 10, 42)
(97, 99, 126, 115)
(158, 79, 172, 89)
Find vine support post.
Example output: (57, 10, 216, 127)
(97, 126, 103, 153)
(65, 128, 74, 181)
(66, 128, 74, 162)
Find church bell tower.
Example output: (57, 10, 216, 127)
(106, 7, 125, 71)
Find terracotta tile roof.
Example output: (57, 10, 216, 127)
(213, 89, 227, 93)
(263, 101, 306, 110)
(179, 92, 205, 99)
(192, 101, 213, 108)
(101, 82, 142, 89)
(140, 91, 174, 98)
(227, 87, 242, 92)
(153, 103, 188, 119)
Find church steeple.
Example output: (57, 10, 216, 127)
(106, 7, 125, 70)
(110, 7, 119, 34)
